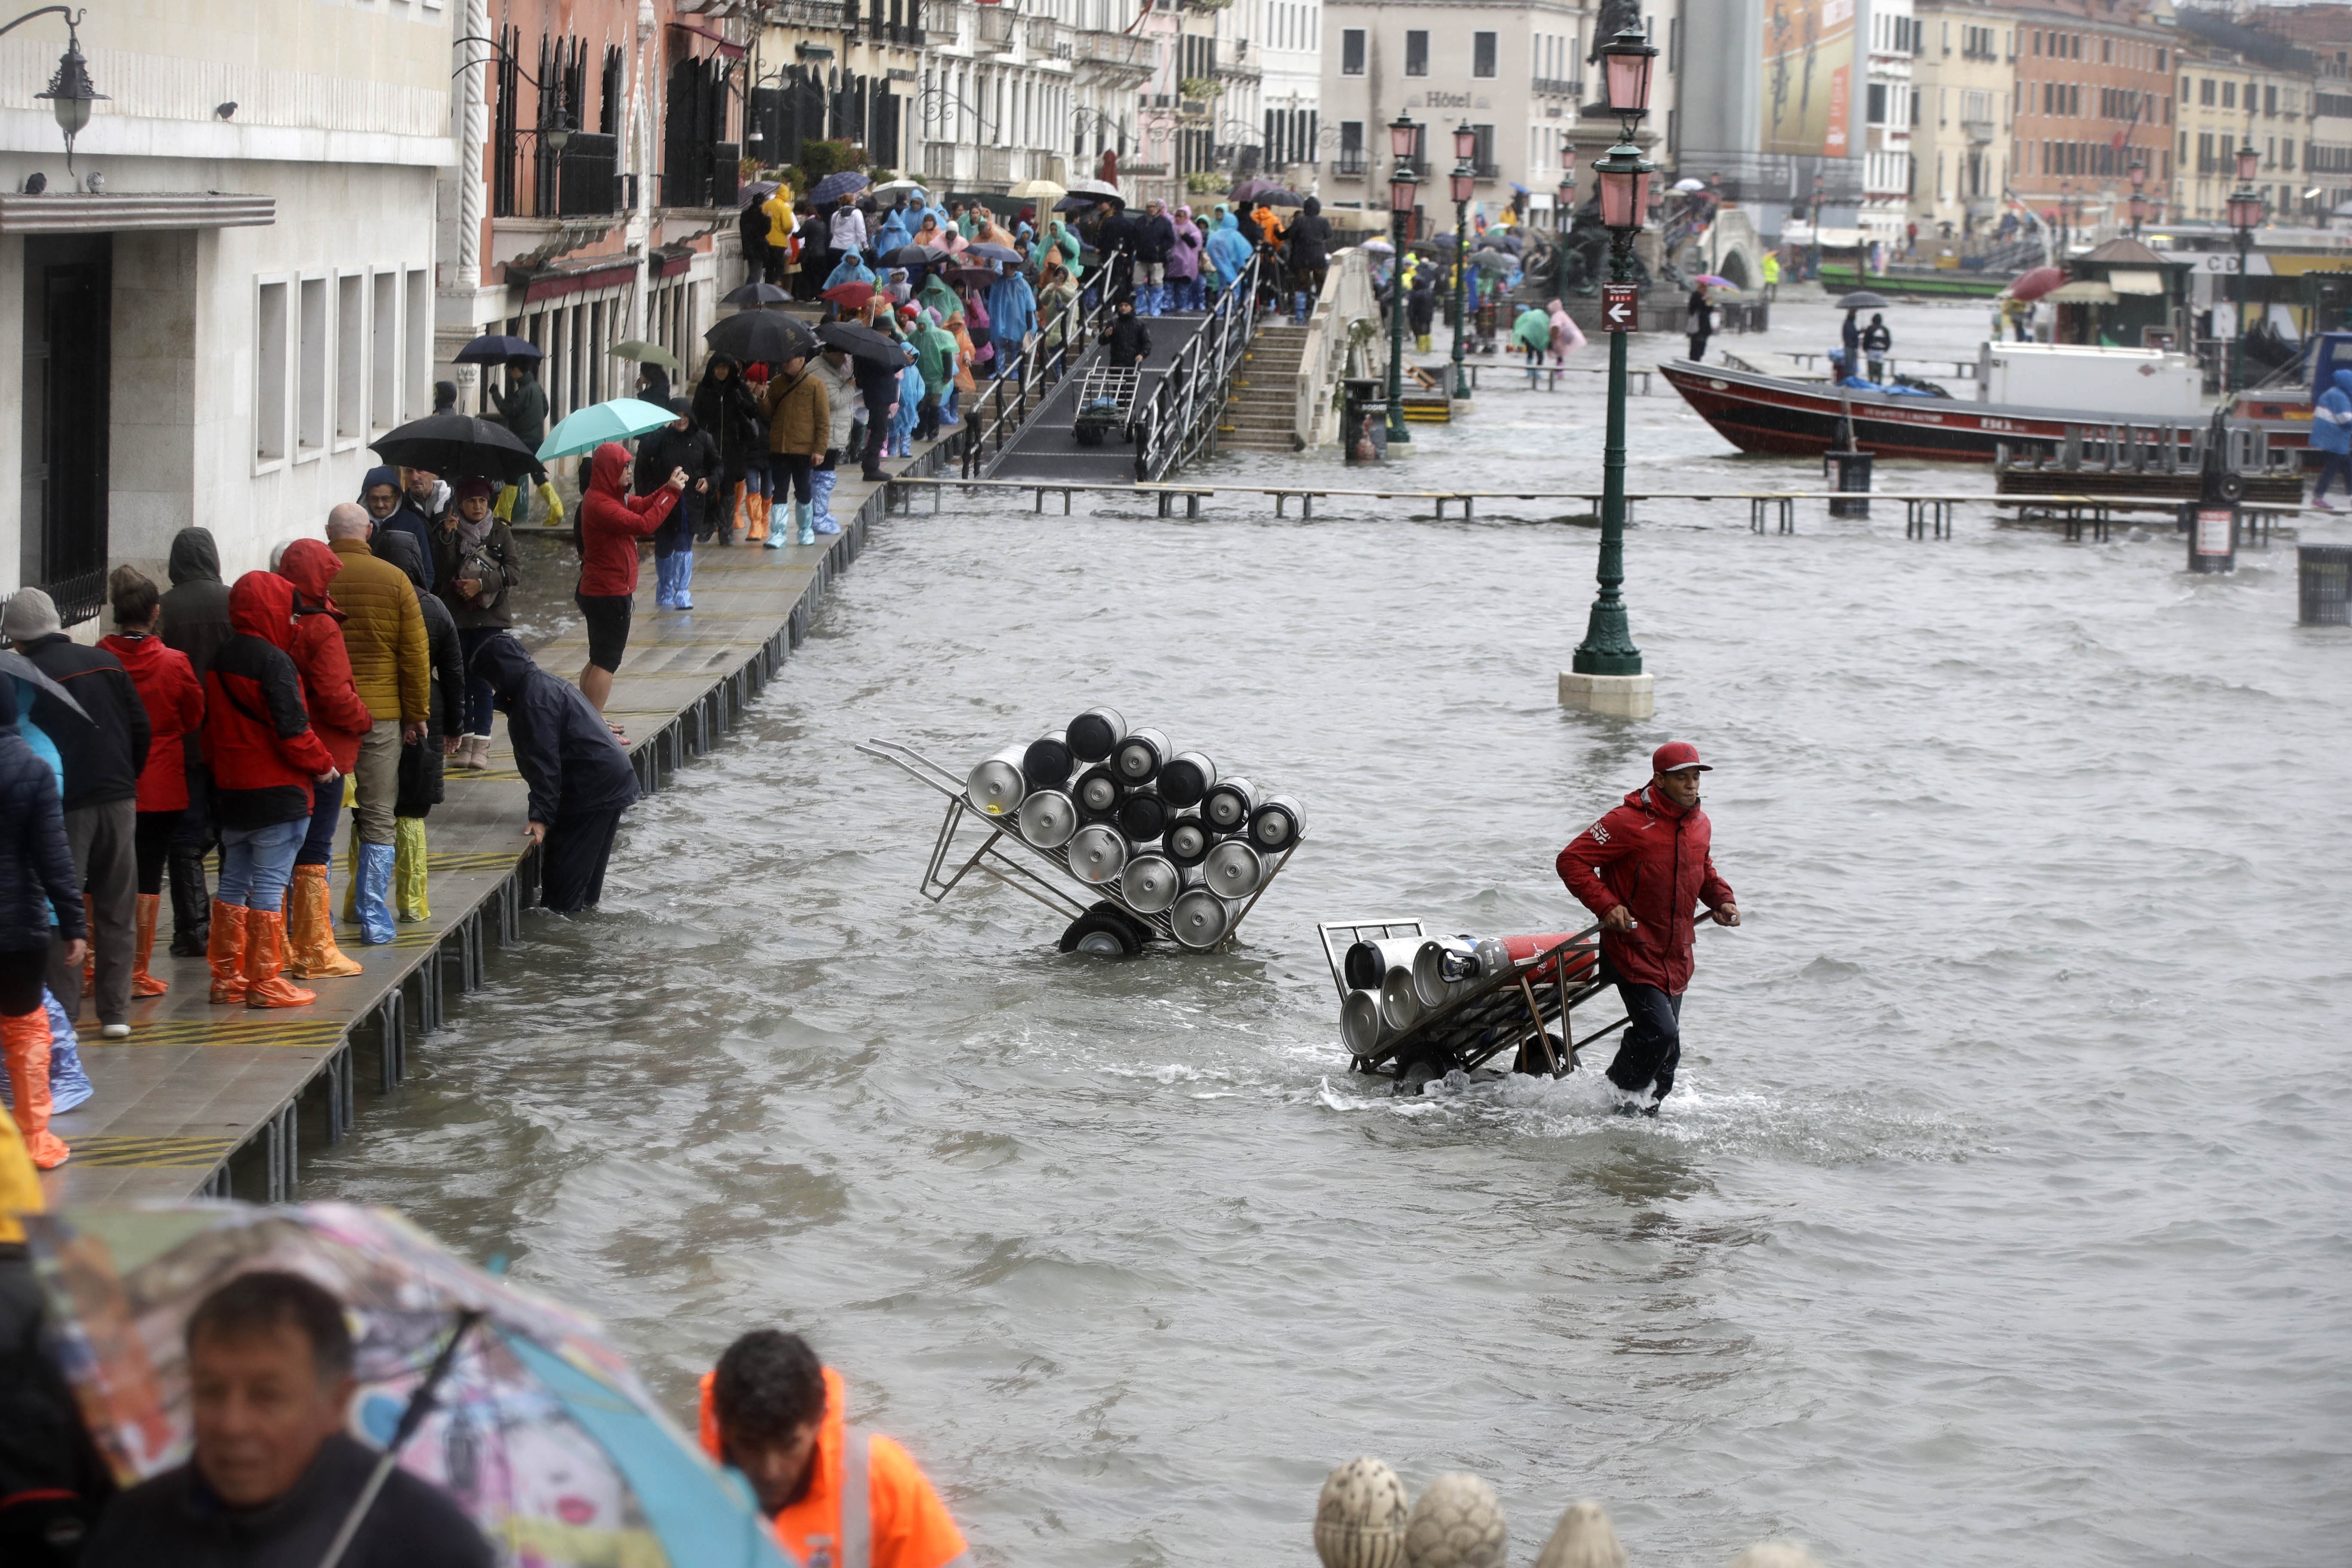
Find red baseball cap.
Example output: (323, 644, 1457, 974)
(1652, 741, 1712, 774)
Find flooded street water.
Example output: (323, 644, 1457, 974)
(308, 294, 2352, 1567)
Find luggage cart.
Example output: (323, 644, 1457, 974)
(859, 738, 1298, 956)
(1315, 918, 1628, 1092)
(1072, 363, 1143, 447)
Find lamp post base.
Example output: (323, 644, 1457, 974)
(1557, 671, 1655, 718)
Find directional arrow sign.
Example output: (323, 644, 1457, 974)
(1602, 284, 1639, 334)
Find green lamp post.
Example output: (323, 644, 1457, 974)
(1384, 111, 1420, 450)
(1449, 120, 1478, 399)
(2226, 144, 2262, 395)
(1570, 26, 1658, 685)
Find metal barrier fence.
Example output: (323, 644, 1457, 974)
(959, 285, 1118, 478)
(1136, 254, 1263, 482)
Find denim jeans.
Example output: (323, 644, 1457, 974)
(217, 818, 307, 913)
(2316, 450, 2352, 500)
(295, 776, 343, 866)
(457, 626, 502, 736)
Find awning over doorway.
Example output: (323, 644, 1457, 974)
(2105, 268, 2165, 294)
(0, 192, 274, 233)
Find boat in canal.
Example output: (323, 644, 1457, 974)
(1662, 343, 2315, 480)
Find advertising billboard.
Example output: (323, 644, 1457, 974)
(1761, 0, 1855, 156)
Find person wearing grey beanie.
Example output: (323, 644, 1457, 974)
(3, 586, 151, 1038)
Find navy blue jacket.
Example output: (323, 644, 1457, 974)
(470, 635, 640, 824)
(0, 680, 83, 951)
(15, 634, 149, 812)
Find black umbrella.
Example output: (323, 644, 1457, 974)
(369, 415, 540, 483)
(0, 649, 89, 724)
(1053, 194, 1099, 213)
(453, 334, 543, 366)
(818, 322, 912, 368)
(882, 244, 951, 268)
(720, 281, 793, 307)
(1837, 290, 1892, 310)
(705, 309, 818, 365)
(809, 171, 871, 204)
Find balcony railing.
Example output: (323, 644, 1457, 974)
(1962, 118, 1996, 144)
(1027, 15, 1068, 55)
(771, 0, 847, 26)
(1213, 42, 1259, 78)
(1532, 76, 1580, 98)
(1473, 159, 1499, 179)
(1335, 150, 1367, 176)
(1073, 28, 1155, 71)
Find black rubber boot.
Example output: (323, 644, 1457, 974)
(167, 848, 211, 957)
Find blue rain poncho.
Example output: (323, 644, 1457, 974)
(1204, 213, 1253, 285)
(986, 271, 1037, 343)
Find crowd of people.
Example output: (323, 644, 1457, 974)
(0, 469, 649, 1170)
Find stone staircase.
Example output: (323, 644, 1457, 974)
(1216, 324, 1307, 453)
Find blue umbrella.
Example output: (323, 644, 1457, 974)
(808, 170, 870, 204)
(537, 397, 682, 462)
(965, 242, 1023, 264)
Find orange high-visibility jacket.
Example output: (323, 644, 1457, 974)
(700, 1366, 969, 1568)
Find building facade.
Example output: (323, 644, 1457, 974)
(1261, 0, 1326, 180)
(440, 0, 743, 430)
(1317, 0, 1607, 228)
(1911, 0, 2020, 237)
(1861, 0, 1917, 241)
(2006, 0, 2172, 245)
(0, 0, 449, 619)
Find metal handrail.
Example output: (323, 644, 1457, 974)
(959, 282, 1118, 478)
(1135, 252, 1262, 481)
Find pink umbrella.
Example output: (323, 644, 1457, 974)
(2011, 265, 2064, 301)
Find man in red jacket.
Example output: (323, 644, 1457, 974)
(1556, 741, 1740, 1115)
(574, 441, 683, 719)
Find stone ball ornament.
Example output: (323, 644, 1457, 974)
(1403, 1472, 1508, 1568)
(1313, 1457, 1412, 1568)
(1534, 1500, 1628, 1568)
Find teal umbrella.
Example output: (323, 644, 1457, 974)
(538, 398, 681, 462)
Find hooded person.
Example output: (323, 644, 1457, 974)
(738, 190, 770, 288)
(1204, 210, 1254, 297)
(373, 530, 465, 923)
(270, 539, 371, 980)
(984, 266, 1037, 378)
(1031, 217, 1082, 280)
(872, 202, 916, 258)
(908, 309, 953, 441)
(0, 675, 86, 1167)
(2, 588, 150, 1041)
(200, 573, 341, 1009)
(916, 270, 962, 325)
(1169, 205, 1204, 310)
(1512, 303, 1554, 383)
(693, 352, 764, 546)
(1407, 267, 1438, 352)
(469, 634, 640, 914)
(95, 567, 204, 1004)
(433, 476, 522, 771)
(1548, 297, 1586, 364)
(824, 249, 877, 293)
(763, 183, 798, 285)
(356, 466, 437, 573)
(575, 441, 683, 718)
(157, 527, 232, 955)
(635, 398, 720, 606)
(1281, 196, 1333, 322)
(2311, 367, 2352, 509)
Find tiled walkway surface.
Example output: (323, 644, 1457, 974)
(47, 449, 943, 1205)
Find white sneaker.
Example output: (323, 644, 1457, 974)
(101, 1022, 130, 1039)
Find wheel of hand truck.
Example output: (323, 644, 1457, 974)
(1393, 1055, 1444, 1097)
(1511, 1031, 1571, 1077)
(1060, 902, 1148, 958)
(2212, 471, 2245, 502)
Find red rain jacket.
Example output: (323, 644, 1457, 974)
(576, 440, 677, 597)
(276, 539, 374, 772)
(97, 631, 204, 813)
(1556, 783, 1734, 995)
(202, 573, 337, 830)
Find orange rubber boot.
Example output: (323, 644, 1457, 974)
(284, 864, 363, 978)
(746, 494, 769, 542)
(81, 894, 95, 995)
(132, 892, 169, 996)
(2, 1008, 69, 1168)
(207, 900, 251, 1004)
(241, 906, 315, 1008)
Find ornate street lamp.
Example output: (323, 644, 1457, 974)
(0, 8, 106, 175)
(1384, 112, 1421, 450)
(1569, 24, 1659, 695)
(2227, 144, 2263, 393)
(1449, 120, 1478, 399)
(1557, 142, 1577, 234)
